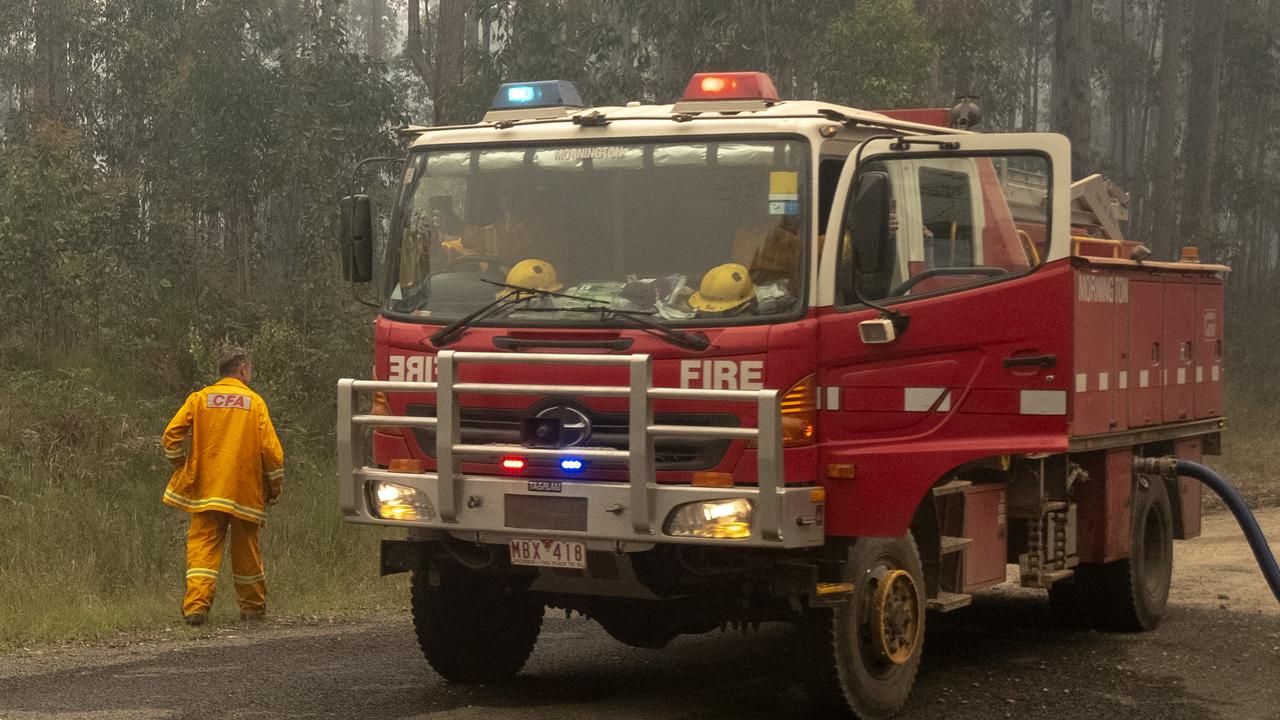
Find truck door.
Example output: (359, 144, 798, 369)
(814, 134, 1073, 538)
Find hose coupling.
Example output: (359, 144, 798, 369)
(1133, 456, 1179, 478)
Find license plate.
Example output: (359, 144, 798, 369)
(508, 537, 587, 569)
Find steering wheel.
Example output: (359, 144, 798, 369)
(887, 266, 1008, 297)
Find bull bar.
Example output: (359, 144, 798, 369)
(336, 351, 825, 548)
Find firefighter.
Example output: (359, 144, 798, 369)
(688, 263, 757, 316)
(161, 348, 285, 627)
(731, 213, 803, 286)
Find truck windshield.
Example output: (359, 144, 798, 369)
(385, 139, 808, 325)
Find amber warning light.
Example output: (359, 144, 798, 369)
(681, 72, 780, 103)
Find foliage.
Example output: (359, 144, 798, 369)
(813, 0, 936, 110)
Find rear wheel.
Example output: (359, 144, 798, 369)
(1099, 474, 1173, 631)
(804, 534, 926, 720)
(1049, 474, 1173, 632)
(410, 565, 543, 683)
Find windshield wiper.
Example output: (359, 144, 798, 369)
(428, 291, 534, 347)
(429, 282, 601, 347)
(451, 281, 710, 352)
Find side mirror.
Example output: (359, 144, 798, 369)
(847, 171, 895, 301)
(339, 194, 373, 283)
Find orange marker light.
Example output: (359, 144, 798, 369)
(388, 458, 425, 474)
(692, 471, 735, 488)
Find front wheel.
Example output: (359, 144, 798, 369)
(804, 534, 926, 720)
(410, 565, 543, 683)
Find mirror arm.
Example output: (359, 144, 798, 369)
(350, 156, 403, 193)
(350, 284, 380, 309)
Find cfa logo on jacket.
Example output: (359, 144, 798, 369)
(206, 393, 252, 410)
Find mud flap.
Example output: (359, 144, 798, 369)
(381, 539, 426, 576)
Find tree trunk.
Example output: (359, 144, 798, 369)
(1148, 0, 1188, 258)
(1022, 0, 1043, 132)
(433, 0, 467, 125)
(1050, 0, 1092, 179)
(32, 0, 68, 120)
(1178, 0, 1226, 251)
(368, 0, 385, 60)
(406, 0, 435, 99)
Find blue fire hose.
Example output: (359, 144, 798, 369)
(1135, 457, 1280, 604)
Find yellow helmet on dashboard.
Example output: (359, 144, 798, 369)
(498, 258, 564, 298)
(689, 263, 756, 313)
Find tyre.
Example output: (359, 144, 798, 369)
(1098, 474, 1174, 631)
(1047, 564, 1101, 629)
(804, 534, 926, 720)
(410, 565, 543, 683)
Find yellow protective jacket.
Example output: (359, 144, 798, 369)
(161, 377, 285, 524)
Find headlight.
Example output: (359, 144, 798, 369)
(369, 481, 435, 521)
(664, 498, 753, 539)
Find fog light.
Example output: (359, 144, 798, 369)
(369, 481, 435, 521)
(664, 498, 753, 539)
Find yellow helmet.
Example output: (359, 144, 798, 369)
(688, 263, 756, 313)
(498, 258, 564, 298)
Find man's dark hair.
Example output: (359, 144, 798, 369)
(217, 347, 250, 378)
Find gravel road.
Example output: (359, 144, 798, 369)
(2, 510, 1277, 720)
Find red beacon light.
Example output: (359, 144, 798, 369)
(680, 72, 780, 104)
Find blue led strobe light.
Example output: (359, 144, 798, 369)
(506, 85, 536, 103)
(490, 80, 585, 111)
(560, 458, 585, 473)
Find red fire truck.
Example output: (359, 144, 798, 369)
(337, 72, 1226, 719)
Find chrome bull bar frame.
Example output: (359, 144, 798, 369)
(336, 351, 824, 548)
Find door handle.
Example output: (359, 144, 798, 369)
(1002, 354, 1057, 369)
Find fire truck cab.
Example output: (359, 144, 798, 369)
(337, 72, 1225, 719)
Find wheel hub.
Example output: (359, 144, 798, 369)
(869, 568, 921, 665)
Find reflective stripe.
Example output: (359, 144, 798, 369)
(233, 573, 265, 585)
(1020, 390, 1067, 415)
(904, 387, 950, 412)
(164, 490, 267, 521)
(266, 468, 284, 480)
(186, 568, 220, 579)
(164, 447, 186, 459)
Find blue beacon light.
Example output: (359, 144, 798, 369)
(506, 85, 536, 103)
(560, 458, 585, 473)
(490, 80, 585, 111)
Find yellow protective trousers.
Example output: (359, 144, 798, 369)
(183, 510, 266, 617)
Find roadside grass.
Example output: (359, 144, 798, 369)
(0, 368, 406, 650)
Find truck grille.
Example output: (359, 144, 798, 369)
(405, 402, 738, 471)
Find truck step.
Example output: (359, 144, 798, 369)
(926, 592, 973, 612)
(940, 535, 972, 554)
(932, 479, 972, 497)
(1024, 568, 1075, 588)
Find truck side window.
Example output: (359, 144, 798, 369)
(837, 153, 1047, 306)
(918, 166, 974, 268)
(817, 158, 844, 232)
